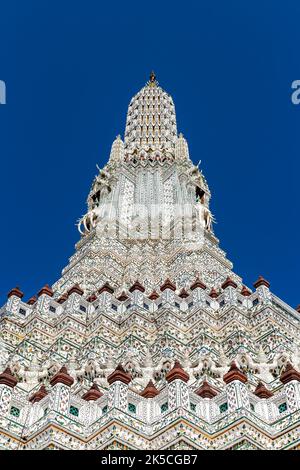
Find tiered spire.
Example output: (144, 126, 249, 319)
(124, 72, 177, 155)
(1, 73, 300, 451)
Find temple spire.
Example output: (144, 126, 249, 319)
(149, 70, 156, 85)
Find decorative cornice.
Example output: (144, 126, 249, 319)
(160, 279, 176, 292)
(254, 382, 273, 399)
(221, 277, 238, 289)
(209, 287, 218, 299)
(87, 293, 97, 303)
(196, 380, 218, 399)
(7, 286, 24, 299)
(241, 285, 251, 297)
(57, 293, 68, 304)
(253, 276, 270, 289)
(129, 280, 145, 293)
(117, 291, 129, 302)
(82, 383, 103, 401)
(140, 380, 160, 398)
(27, 296, 37, 305)
(0, 367, 18, 388)
(178, 288, 189, 299)
(280, 362, 300, 384)
(29, 385, 48, 403)
(190, 278, 206, 291)
(50, 366, 74, 387)
(68, 284, 84, 296)
(223, 361, 247, 384)
(107, 364, 131, 385)
(148, 290, 160, 300)
(165, 360, 189, 383)
(38, 284, 54, 298)
(98, 282, 114, 295)
(129, 280, 146, 292)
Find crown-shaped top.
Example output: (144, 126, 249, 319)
(196, 380, 218, 399)
(280, 362, 300, 384)
(0, 367, 18, 388)
(165, 360, 189, 383)
(50, 366, 74, 387)
(124, 73, 177, 153)
(107, 364, 132, 385)
(254, 382, 273, 399)
(29, 385, 48, 403)
(223, 361, 248, 384)
(140, 380, 160, 398)
(82, 383, 103, 401)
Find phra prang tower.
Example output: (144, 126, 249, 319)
(1, 73, 300, 451)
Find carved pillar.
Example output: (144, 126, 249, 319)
(6, 287, 24, 315)
(160, 279, 176, 305)
(27, 385, 49, 426)
(221, 277, 238, 306)
(240, 285, 252, 308)
(223, 362, 250, 412)
(65, 284, 84, 312)
(107, 364, 131, 411)
(129, 281, 145, 307)
(196, 380, 219, 421)
(36, 284, 54, 315)
(98, 282, 114, 310)
(253, 276, 272, 304)
(82, 383, 103, 424)
(49, 366, 74, 415)
(254, 382, 275, 421)
(166, 360, 190, 410)
(280, 363, 300, 413)
(139, 380, 160, 421)
(190, 278, 207, 307)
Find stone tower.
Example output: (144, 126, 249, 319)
(0, 74, 300, 450)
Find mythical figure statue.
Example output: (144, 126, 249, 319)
(153, 356, 173, 381)
(94, 357, 115, 388)
(237, 346, 285, 383)
(195, 200, 215, 232)
(290, 345, 300, 371)
(12, 355, 49, 390)
(182, 351, 196, 385)
(85, 358, 102, 381)
(66, 350, 85, 381)
(210, 349, 230, 378)
(192, 353, 230, 379)
(122, 349, 142, 379)
(133, 350, 156, 388)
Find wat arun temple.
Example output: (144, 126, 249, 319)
(0, 73, 300, 451)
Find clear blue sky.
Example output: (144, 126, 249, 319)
(0, 0, 299, 307)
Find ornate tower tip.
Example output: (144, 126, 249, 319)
(150, 70, 156, 82)
(148, 71, 157, 87)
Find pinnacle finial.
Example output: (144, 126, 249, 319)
(150, 71, 156, 83)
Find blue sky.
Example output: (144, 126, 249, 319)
(0, 0, 299, 307)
